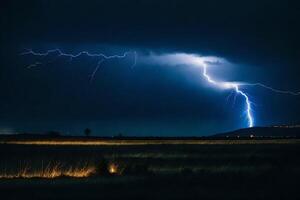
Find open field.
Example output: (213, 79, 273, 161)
(0, 138, 299, 199)
(1, 137, 300, 145)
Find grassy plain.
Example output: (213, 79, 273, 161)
(0, 138, 299, 199)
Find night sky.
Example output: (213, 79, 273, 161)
(0, 0, 299, 136)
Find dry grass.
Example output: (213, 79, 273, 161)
(0, 162, 96, 179)
(1, 139, 299, 179)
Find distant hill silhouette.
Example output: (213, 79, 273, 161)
(214, 126, 300, 138)
(0, 126, 300, 139)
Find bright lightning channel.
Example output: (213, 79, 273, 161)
(197, 56, 299, 128)
(201, 60, 254, 127)
(22, 50, 299, 129)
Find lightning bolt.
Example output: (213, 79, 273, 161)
(21, 50, 299, 129)
(21, 49, 137, 82)
(201, 61, 254, 127)
(89, 59, 104, 83)
(27, 62, 42, 69)
(245, 83, 300, 96)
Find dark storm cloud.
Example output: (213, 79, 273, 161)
(0, 0, 299, 135)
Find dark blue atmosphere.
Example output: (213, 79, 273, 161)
(0, 0, 299, 136)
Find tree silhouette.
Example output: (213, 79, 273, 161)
(84, 128, 91, 137)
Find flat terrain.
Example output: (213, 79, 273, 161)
(0, 138, 299, 199)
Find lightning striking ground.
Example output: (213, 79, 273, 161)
(22, 50, 299, 128)
(145, 53, 300, 128)
(201, 60, 254, 127)
(197, 56, 299, 127)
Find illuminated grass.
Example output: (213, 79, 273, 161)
(0, 139, 299, 179)
(0, 162, 96, 179)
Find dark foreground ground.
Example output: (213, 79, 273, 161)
(0, 139, 299, 199)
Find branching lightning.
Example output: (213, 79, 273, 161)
(90, 59, 104, 83)
(144, 53, 299, 128)
(21, 49, 137, 82)
(245, 83, 300, 96)
(199, 56, 299, 127)
(201, 59, 254, 127)
(21, 50, 299, 128)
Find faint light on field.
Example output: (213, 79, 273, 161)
(108, 163, 119, 174)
